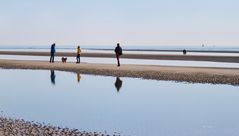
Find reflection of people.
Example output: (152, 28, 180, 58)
(114, 77, 122, 92)
(76, 46, 81, 63)
(50, 43, 56, 63)
(50, 70, 56, 85)
(77, 72, 81, 83)
(114, 43, 123, 67)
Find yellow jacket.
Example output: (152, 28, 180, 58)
(77, 48, 81, 55)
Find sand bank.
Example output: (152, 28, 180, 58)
(0, 117, 109, 136)
(0, 51, 239, 63)
(0, 59, 239, 85)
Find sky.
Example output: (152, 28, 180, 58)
(0, 0, 238, 46)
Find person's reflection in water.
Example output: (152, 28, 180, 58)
(115, 77, 123, 93)
(77, 72, 81, 83)
(50, 70, 56, 85)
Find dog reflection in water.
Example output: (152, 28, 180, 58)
(115, 77, 123, 93)
(50, 70, 56, 85)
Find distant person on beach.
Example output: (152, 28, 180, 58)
(115, 77, 122, 92)
(76, 46, 81, 63)
(50, 70, 56, 85)
(50, 43, 56, 63)
(114, 43, 123, 67)
(183, 49, 187, 55)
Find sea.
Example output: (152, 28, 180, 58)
(0, 45, 239, 53)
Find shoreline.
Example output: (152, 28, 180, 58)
(0, 117, 108, 136)
(1, 59, 239, 85)
(0, 51, 239, 63)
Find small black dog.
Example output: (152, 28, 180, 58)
(61, 57, 67, 63)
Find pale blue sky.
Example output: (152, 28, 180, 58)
(0, 0, 238, 46)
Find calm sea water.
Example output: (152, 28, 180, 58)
(0, 45, 239, 53)
(0, 69, 239, 136)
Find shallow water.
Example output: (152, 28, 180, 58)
(1, 48, 239, 56)
(1, 55, 239, 69)
(0, 69, 239, 136)
(1, 44, 239, 57)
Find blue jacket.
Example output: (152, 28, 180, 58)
(51, 45, 55, 54)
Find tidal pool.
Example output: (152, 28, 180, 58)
(0, 69, 239, 136)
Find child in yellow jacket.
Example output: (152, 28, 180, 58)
(76, 46, 81, 63)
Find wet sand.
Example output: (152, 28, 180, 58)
(0, 51, 239, 63)
(0, 59, 239, 85)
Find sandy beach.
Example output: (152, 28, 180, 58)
(0, 51, 239, 63)
(0, 59, 239, 85)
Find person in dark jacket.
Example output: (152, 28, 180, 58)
(183, 49, 187, 55)
(114, 43, 122, 67)
(50, 43, 56, 63)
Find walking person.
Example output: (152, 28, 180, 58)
(76, 46, 81, 63)
(50, 43, 56, 63)
(114, 43, 122, 67)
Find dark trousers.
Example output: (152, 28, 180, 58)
(76, 54, 80, 63)
(116, 54, 120, 66)
(50, 53, 55, 63)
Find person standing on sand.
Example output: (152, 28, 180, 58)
(50, 43, 56, 63)
(114, 43, 123, 67)
(76, 46, 81, 63)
